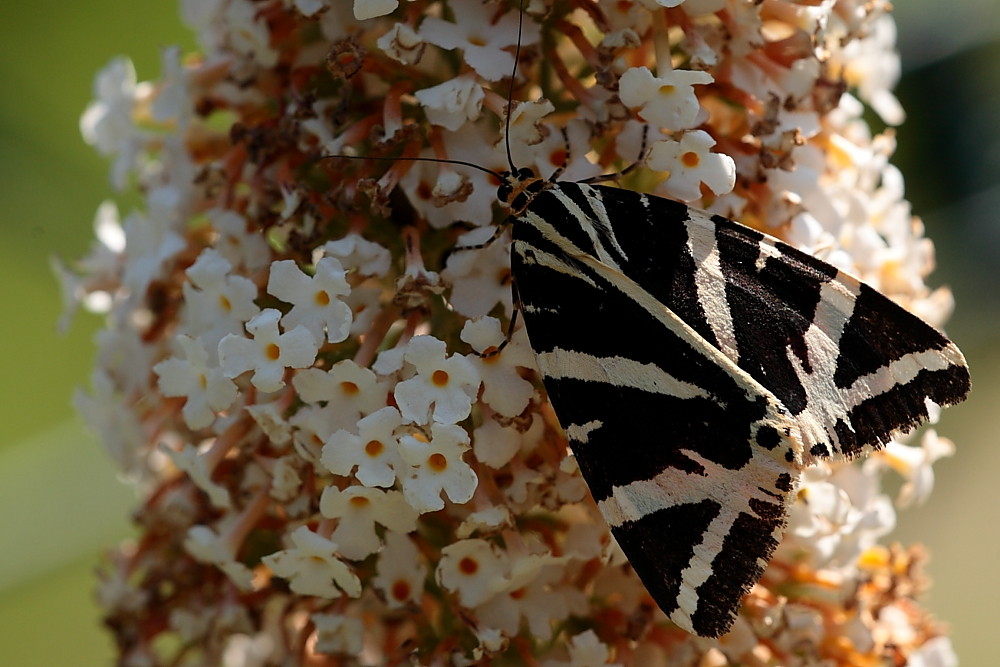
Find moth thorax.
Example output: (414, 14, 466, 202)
(497, 167, 547, 215)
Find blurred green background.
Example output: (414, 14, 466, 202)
(0, 1, 997, 664)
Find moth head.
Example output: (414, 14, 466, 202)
(497, 167, 547, 215)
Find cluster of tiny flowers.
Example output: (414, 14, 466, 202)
(61, 0, 959, 665)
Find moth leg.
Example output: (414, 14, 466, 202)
(478, 306, 521, 359)
(547, 126, 572, 182)
(441, 223, 508, 267)
(578, 124, 650, 184)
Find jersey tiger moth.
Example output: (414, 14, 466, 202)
(345, 2, 972, 640)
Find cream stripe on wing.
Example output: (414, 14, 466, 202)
(684, 211, 738, 363)
(535, 348, 712, 400)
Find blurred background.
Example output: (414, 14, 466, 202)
(0, 1, 996, 663)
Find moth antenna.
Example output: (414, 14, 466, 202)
(323, 153, 504, 181)
(504, 0, 527, 173)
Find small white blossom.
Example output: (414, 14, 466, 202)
(443, 226, 514, 319)
(319, 485, 418, 560)
(184, 525, 254, 590)
(472, 418, 524, 469)
(542, 629, 623, 667)
(399, 422, 478, 513)
(475, 553, 578, 641)
(267, 257, 353, 345)
(311, 613, 364, 656)
(648, 130, 736, 201)
(209, 209, 271, 272)
(154, 334, 238, 429)
(80, 57, 144, 189)
(394, 335, 481, 425)
(221, 633, 275, 667)
(218, 309, 319, 393)
(162, 442, 231, 509)
(415, 74, 485, 131)
(182, 249, 261, 360)
(462, 317, 536, 418)
(618, 66, 713, 131)
(436, 539, 507, 608)
(322, 405, 404, 487)
(323, 233, 392, 278)
(261, 526, 362, 598)
(354, 0, 397, 21)
(873, 430, 954, 508)
(120, 210, 186, 296)
(293, 359, 387, 431)
(376, 22, 425, 65)
(399, 124, 504, 229)
(419, 0, 539, 81)
(373, 531, 427, 609)
(223, 0, 278, 67)
(245, 400, 292, 447)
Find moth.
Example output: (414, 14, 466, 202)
(346, 1, 971, 639)
(497, 171, 969, 637)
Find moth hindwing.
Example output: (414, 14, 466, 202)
(493, 173, 971, 637)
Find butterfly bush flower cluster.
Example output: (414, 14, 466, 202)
(63, 0, 958, 664)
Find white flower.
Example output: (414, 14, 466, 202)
(80, 57, 144, 188)
(415, 74, 485, 131)
(907, 636, 958, 667)
(184, 525, 254, 590)
(419, 0, 540, 81)
(647, 129, 736, 201)
(475, 554, 578, 641)
(542, 629, 623, 667)
(618, 66, 713, 131)
(373, 531, 427, 609)
(376, 22, 425, 65)
(293, 359, 387, 431)
(354, 0, 397, 21)
(399, 124, 504, 229)
(218, 309, 319, 393)
(508, 117, 603, 183)
(443, 226, 514, 319)
(80, 57, 138, 155)
(502, 99, 555, 161)
(311, 613, 364, 656)
(436, 539, 507, 608)
(266, 257, 353, 345)
(223, 0, 278, 67)
(209, 209, 271, 271)
(162, 442, 231, 509)
(461, 317, 536, 418)
(182, 248, 261, 361)
(323, 233, 392, 278)
(261, 526, 362, 598)
(321, 405, 404, 487)
(120, 210, 186, 296)
(873, 430, 954, 508)
(393, 335, 481, 425)
(472, 418, 524, 470)
(319, 485, 418, 560)
(398, 422, 478, 513)
(154, 335, 238, 429)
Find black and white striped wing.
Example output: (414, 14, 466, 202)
(509, 182, 970, 637)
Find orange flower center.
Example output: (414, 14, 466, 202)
(458, 556, 479, 575)
(364, 440, 384, 457)
(428, 453, 448, 471)
(681, 151, 700, 168)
